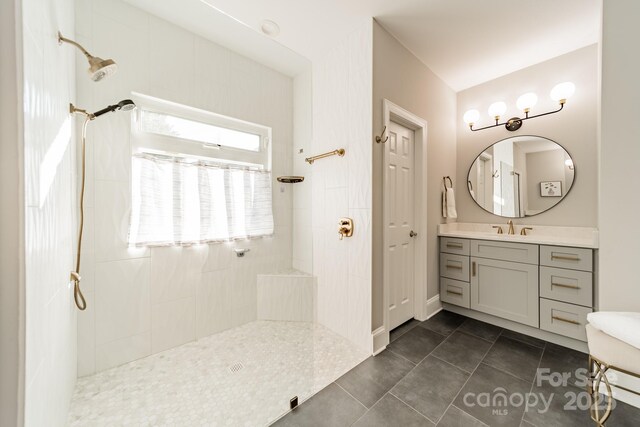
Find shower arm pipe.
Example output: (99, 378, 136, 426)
(305, 148, 346, 164)
(58, 32, 93, 59)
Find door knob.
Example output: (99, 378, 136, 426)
(410, 230, 418, 238)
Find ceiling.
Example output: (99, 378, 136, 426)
(124, 0, 310, 76)
(126, 0, 601, 91)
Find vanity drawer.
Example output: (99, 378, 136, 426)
(440, 237, 470, 256)
(440, 278, 470, 308)
(540, 246, 593, 272)
(540, 266, 593, 307)
(540, 298, 592, 342)
(440, 253, 469, 282)
(470, 240, 538, 265)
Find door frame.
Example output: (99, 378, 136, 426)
(382, 99, 428, 344)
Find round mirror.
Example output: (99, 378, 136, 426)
(467, 135, 575, 218)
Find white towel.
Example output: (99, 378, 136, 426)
(447, 188, 458, 218)
(587, 312, 640, 350)
(445, 188, 457, 218)
(442, 191, 447, 217)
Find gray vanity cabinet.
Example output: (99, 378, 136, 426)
(470, 257, 539, 327)
(440, 237, 595, 343)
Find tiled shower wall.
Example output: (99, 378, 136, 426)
(311, 21, 373, 353)
(23, 0, 77, 424)
(75, 0, 294, 376)
(292, 69, 313, 274)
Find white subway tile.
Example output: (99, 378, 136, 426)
(95, 258, 150, 345)
(94, 180, 149, 262)
(151, 297, 196, 353)
(95, 332, 151, 372)
(150, 245, 206, 303)
(77, 292, 96, 377)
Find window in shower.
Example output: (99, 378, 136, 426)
(128, 93, 274, 247)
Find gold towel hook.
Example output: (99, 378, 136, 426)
(375, 125, 389, 144)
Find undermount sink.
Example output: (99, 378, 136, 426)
(438, 222, 599, 248)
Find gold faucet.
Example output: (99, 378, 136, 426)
(507, 220, 515, 235)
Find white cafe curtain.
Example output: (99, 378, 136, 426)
(129, 154, 273, 246)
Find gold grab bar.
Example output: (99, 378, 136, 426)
(305, 148, 345, 164)
(552, 315, 581, 325)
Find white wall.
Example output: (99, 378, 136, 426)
(372, 21, 457, 323)
(1, 0, 24, 424)
(599, 0, 640, 312)
(312, 20, 373, 352)
(22, 0, 78, 425)
(76, 0, 294, 375)
(457, 45, 599, 227)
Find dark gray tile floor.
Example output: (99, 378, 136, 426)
(272, 311, 640, 427)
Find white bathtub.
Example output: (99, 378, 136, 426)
(257, 270, 316, 322)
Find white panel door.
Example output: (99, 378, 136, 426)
(386, 121, 416, 330)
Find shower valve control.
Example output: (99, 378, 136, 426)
(338, 218, 354, 240)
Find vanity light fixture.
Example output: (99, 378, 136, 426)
(463, 82, 575, 132)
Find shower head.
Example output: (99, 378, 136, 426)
(58, 31, 118, 82)
(91, 99, 137, 118)
(88, 56, 117, 82)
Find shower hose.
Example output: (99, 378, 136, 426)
(71, 117, 90, 311)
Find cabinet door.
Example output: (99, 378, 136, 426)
(470, 257, 539, 327)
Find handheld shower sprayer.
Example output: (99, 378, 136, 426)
(69, 99, 137, 310)
(92, 99, 137, 118)
(58, 31, 118, 82)
(70, 99, 136, 120)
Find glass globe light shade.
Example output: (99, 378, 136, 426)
(550, 82, 576, 103)
(488, 102, 507, 119)
(463, 109, 480, 124)
(516, 92, 538, 112)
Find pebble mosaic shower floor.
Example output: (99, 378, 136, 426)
(67, 321, 368, 426)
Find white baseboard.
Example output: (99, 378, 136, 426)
(372, 295, 441, 355)
(372, 326, 388, 355)
(425, 294, 442, 320)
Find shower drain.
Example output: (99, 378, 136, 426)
(228, 362, 244, 373)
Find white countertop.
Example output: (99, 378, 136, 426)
(438, 222, 599, 249)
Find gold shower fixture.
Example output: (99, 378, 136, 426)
(58, 31, 118, 82)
